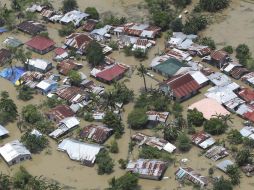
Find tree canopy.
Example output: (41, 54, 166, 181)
(213, 177, 233, 190)
(103, 111, 124, 138)
(199, 0, 230, 12)
(62, 0, 78, 13)
(187, 108, 205, 127)
(227, 129, 243, 145)
(85, 7, 99, 19)
(86, 41, 105, 67)
(177, 133, 192, 152)
(21, 132, 49, 153)
(68, 70, 82, 86)
(127, 108, 148, 130)
(204, 118, 227, 135)
(96, 149, 114, 175)
(226, 165, 241, 185)
(107, 173, 139, 190)
(235, 149, 253, 166)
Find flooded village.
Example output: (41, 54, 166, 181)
(0, 0, 254, 190)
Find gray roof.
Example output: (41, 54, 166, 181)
(0, 125, 9, 137)
(216, 160, 234, 172)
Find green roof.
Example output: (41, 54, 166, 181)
(154, 58, 189, 76)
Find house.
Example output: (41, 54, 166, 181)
(205, 145, 229, 161)
(167, 32, 197, 49)
(207, 72, 232, 86)
(60, 10, 89, 26)
(49, 117, 80, 139)
(46, 105, 75, 123)
(57, 60, 82, 75)
(126, 159, 168, 180)
(55, 86, 88, 104)
(65, 33, 93, 54)
(132, 39, 153, 52)
(17, 21, 45, 35)
(223, 62, 242, 75)
(80, 124, 113, 144)
(91, 25, 112, 41)
(0, 125, 9, 138)
(159, 73, 200, 102)
(93, 63, 129, 84)
(146, 111, 169, 123)
(165, 48, 192, 61)
(210, 50, 229, 68)
(191, 131, 215, 149)
(36, 79, 57, 95)
(26, 36, 55, 54)
(189, 71, 209, 87)
(26, 4, 45, 12)
(132, 133, 176, 153)
(230, 67, 249, 79)
(151, 57, 191, 78)
(40, 9, 55, 19)
(189, 98, 230, 120)
(0, 48, 11, 66)
(238, 88, 254, 102)
(175, 167, 209, 187)
(26, 59, 52, 73)
(54, 47, 69, 61)
(83, 19, 98, 32)
(3, 37, 23, 48)
(57, 138, 102, 166)
(92, 112, 105, 121)
(242, 164, 254, 177)
(0, 140, 31, 165)
(240, 126, 254, 140)
(216, 160, 234, 173)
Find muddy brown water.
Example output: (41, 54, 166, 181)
(0, 0, 254, 189)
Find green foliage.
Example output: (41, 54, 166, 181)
(103, 15, 127, 26)
(44, 96, 66, 108)
(96, 149, 114, 175)
(204, 118, 227, 135)
(85, 7, 99, 19)
(62, 0, 78, 13)
(108, 41, 119, 51)
(171, 18, 183, 32)
(17, 85, 35, 101)
(177, 133, 192, 152)
(21, 105, 42, 124)
(0, 172, 11, 190)
(243, 138, 254, 149)
(183, 14, 208, 34)
(236, 44, 251, 66)
(107, 173, 139, 190)
(34, 119, 54, 134)
(118, 159, 128, 169)
(223, 46, 233, 54)
(127, 108, 148, 130)
(173, 0, 191, 8)
(133, 48, 147, 60)
(172, 102, 183, 117)
(227, 129, 243, 145)
(9, 47, 32, 65)
(139, 146, 172, 161)
(137, 63, 148, 91)
(58, 23, 75, 37)
(199, 0, 230, 12)
(68, 70, 82, 86)
(187, 108, 205, 127)
(123, 45, 133, 56)
(164, 127, 178, 142)
(84, 112, 94, 122)
(213, 177, 233, 190)
(13, 167, 32, 189)
(21, 132, 49, 153)
(197, 37, 216, 50)
(109, 140, 119, 153)
(0, 91, 18, 125)
(86, 41, 105, 67)
(103, 111, 124, 138)
(226, 165, 241, 185)
(235, 149, 253, 166)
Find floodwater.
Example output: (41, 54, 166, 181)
(0, 0, 254, 189)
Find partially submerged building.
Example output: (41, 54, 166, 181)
(17, 21, 45, 35)
(191, 131, 215, 149)
(205, 145, 229, 161)
(60, 10, 89, 26)
(80, 124, 113, 144)
(58, 138, 102, 166)
(26, 36, 55, 54)
(0, 125, 9, 138)
(46, 105, 75, 123)
(65, 33, 93, 54)
(216, 160, 234, 173)
(126, 159, 168, 180)
(146, 111, 169, 123)
(25, 58, 52, 73)
(0, 48, 11, 66)
(57, 60, 82, 76)
(55, 86, 88, 104)
(0, 140, 31, 165)
(132, 133, 176, 153)
(36, 79, 57, 95)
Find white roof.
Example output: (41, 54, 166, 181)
(58, 138, 102, 163)
(240, 126, 254, 137)
(0, 140, 31, 163)
(60, 10, 89, 26)
(236, 104, 254, 116)
(223, 63, 241, 72)
(224, 97, 245, 110)
(207, 72, 231, 86)
(0, 125, 9, 137)
(36, 79, 56, 90)
(189, 71, 209, 85)
(26, 59, 51, 70)
(92, 112, 105, 120)
(217, 160, 234, 172)
(60, 117, 80, 129)
(198, 137, 215, 149)
(140, 30, 154, 38)
(30, 129, 42, 137)
(163, 143, 176, 153)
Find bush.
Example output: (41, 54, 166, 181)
(58, 23, 75, 37)
(127, 108, 148, 129)
(223, 46, 233, 54)
(187, 108, 205, 127)
(236, 44, 250, 66)
(133, 48, 147, 60)
(213, 177, 233, 190)
(197, 37, 216, 50)
(171, 18, 183, 32)
(108, 173, 139, 190)
(96, 149, 114, 175)
(235, 149, 253, 166)
(109, 140, 119, 153)
(177, 133, 192, 152)
(84, 112, 94, 122)
(118, 159, 128, 169)
(199, 0, 230, 12)
(85, 7, 99, 19)
(204, 118, 227, 135)
(21, 132, 48, 153)
(226, 165, 241, 185)
(227, 129, 243, 145)
(86, 41, 105, 67)
(62, 0, 78, 13)
(173, 0, 191, 8)
(183, 15, 208, 34)
(68, 70, 82, 86)
(108, 41, 119, 50)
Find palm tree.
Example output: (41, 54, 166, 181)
(137, 63, 148, 92)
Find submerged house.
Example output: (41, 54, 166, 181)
(205, 145, 229, 161)
(25, 58, 52, 73)
(175, 167, 209, 187)
(26, 36, 55, 54)
(58, 138, 102, 166)
(55, 86, 88, 104)
(146, 111, 169, 123)
(132, 133, 176, 153)
(17, 21, 45, 35)
(192, 131, 215, 149)
(3, 37, 23, 48)
(60, 10, 89, 26)
(210, 50, 229, 68)
(46, 105, 75, 123)
(0, 48, 11, 66)
(159, 73, 200, 102)
(36, 79, 58, 95)
(65, 33, 93, 54)
(57, 59, 82, 76)
(126, 159, 168, 180)
(0, 140, 31, 165)
(80, 124, 113, 144)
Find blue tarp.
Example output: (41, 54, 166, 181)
(0, 67, 25, 84)
(0, 27, 8, 33)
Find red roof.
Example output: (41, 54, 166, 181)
(238, 88, 254, 102)
(211, 50, 228, 61)
(46, 105, 74, 123)
(26, 36, 55, 51)
(163, 73, 200, 99)
(54, 47, 67, 55)
(96, 64, 128, 82)
(244, 111, 254, 123)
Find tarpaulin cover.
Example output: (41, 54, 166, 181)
(0, 67, 25, 84)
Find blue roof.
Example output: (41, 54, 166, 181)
(0, 27, 8, 33)
(0, 67, 25, 84)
